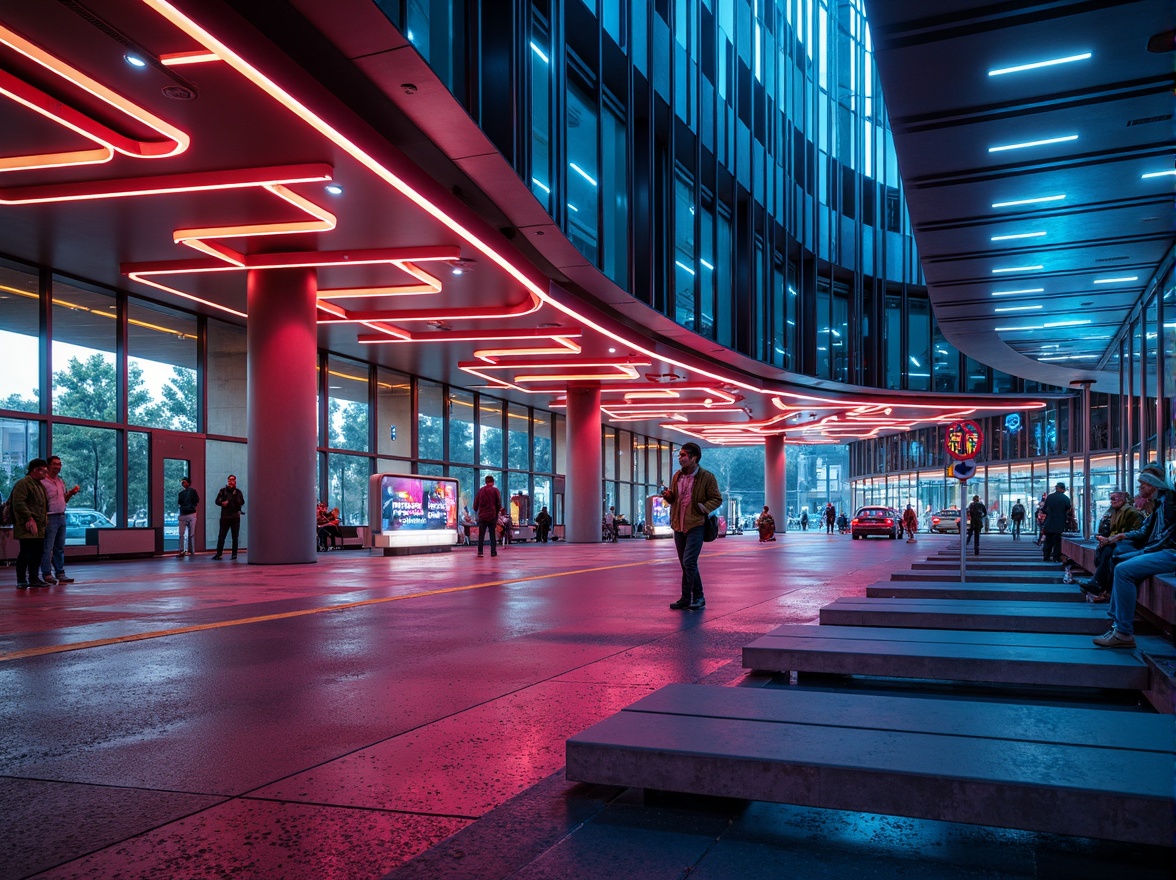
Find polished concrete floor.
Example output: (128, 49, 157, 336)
(1, 531, 1169, 879)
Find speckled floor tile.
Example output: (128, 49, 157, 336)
(0, 777, 224, 880)
(32, 797, 468, 880)
(252, 680, 654, 816)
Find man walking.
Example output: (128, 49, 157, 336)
(662, 442, 722, 611)
(824, 502, 836, 534)
(177, 477, 200, 557)
(1041, 482, 1072, 564)
(1093, 465, 1176, 648)
(966, 495, 986, 556)
(1009, 499, 1026, 541)
(211, 474, 244, 560)
(40, 455, 80, 584)
(473, 475, 501, 558)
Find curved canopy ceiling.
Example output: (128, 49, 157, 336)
(864, 0, 1175, 392)
(0, 0, 1075, 446)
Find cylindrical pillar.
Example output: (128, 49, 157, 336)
(565, 382, 602, 543)
(764, 434, 787, 531)
(246, 267, 318, 564)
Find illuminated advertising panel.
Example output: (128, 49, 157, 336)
(644, 494, 674, 538)
(368, 474, 459, 549)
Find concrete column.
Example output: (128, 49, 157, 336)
(764, 434, 786, 531)
(565, 382, 602, 543)
(246, 267, 318, 564)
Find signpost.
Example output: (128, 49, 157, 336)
(945, 420, 984, 582)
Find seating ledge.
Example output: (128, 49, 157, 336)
(1063, 538, 1176, 630)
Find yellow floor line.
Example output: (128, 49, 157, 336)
(0, 547, 747, 663)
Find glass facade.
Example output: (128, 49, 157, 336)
(377, 0, 1036, 394)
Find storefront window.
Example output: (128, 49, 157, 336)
(327, 357, 369, 451)
(52, 281, 118, 423)
(417, 380, 444, 461)
(127, 301, 197, 432)
(449, 390, 475, 464)
(376, 368, 412, 458)
(327, 452, 369, 525)
(478, 397, 503, 468)
(0, 264, 41, 413)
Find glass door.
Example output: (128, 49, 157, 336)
(150, 432, 204, 554)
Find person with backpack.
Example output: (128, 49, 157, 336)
(966, 495, 987, 556)
(12, 459, 51, 588)
(1009, 499, 1026, 541)
(662, 443, 722, 611)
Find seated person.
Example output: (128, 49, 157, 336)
(756, 506, 776, 542)
(1093, 465, 1176, 649)
(1078, 490, 1142, 601)
(317, 502, 342, 550)
(496, 507, 513, 545)
(459, 506, 475, 545)
(603, 506, 617, 542)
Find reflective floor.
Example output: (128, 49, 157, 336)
(1, 532, 1169, 879)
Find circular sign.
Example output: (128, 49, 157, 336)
(952, 459, 977, 481)
(945, 420, 984, 461)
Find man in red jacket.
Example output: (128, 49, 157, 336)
(473, 475, 502, 558)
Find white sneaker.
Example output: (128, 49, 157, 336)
(1092, 629, 1136, 648)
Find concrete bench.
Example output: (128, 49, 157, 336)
(742, 624, 1154, 690)
(866, 580, 1086, 602)
(819, 597, 1117, 634)
(890, 571, 1067, 584)
(911, 561, 1067, 572)
(337, 525, 369, 549)
(565, 684, 1174, 846)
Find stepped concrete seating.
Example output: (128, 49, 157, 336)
(565, 684, 1175, 846)
(866, 580, 1086, 602)
(741, 624, 1155, 689)
(1063, 537, 1176, 629)
(819, 597, 1115, 633)
(911, 561, 1066, 572)
(890, 570, 1067, 584)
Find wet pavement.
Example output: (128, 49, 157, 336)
(0, 532, 1168, 879)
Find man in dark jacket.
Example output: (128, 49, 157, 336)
(473, 475, 502, 558)
(211, 475, 245, 560)
(1009, 499, 1026, 541)
(1094, 465, 1176, 648)
(1040, 482, 1071, 563)
(966, 495, 986, 556)
(12, 459, 50, 588)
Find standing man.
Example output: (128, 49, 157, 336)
(1093, 465, 1176, 648)
(824, 502, 836, 534)
(966, 495, 986, 557)
(13, 459, 50, 588)
(211, 474, 245, 560)
(1041, 482, 1072, 564)
(1009, 499, 1026, 541)
(40, 455, 80, 584)
(534, 505, 552, 543)
(473, 475, 501, 558)
(662, 442, 723, 611)
(177, 477, 200, 557)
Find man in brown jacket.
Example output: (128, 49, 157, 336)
(12, 458, 50, 588)
(661, 443, 723, 610)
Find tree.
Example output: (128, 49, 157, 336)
(327, 399, 371, 524)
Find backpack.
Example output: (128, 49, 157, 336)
(1011, 503, 1025, 521)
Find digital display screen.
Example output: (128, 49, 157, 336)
(650, 496, 671, 528)
(378, 475, 458, 533)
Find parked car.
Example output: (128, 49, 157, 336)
(850, 506, 900, 540)
(64, 508, 116, 544)
(930, 508, 962, 533)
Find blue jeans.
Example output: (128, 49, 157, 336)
(41, 512, 66, 576)
(673, 525, 705, 601)
(1109, 546, 1176, 636)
